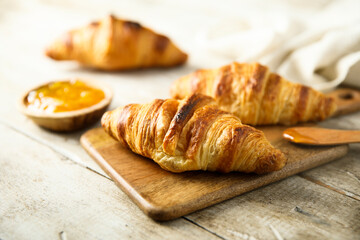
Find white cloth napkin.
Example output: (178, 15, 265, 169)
(196, 0, 360, 91)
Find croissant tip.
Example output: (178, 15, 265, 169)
(45, 46, 65, 61)
(101, 111, 110, 128)
(328, 96, 338, 117)
(46, 47, 62, 61)
(255, 151, 287, 174)
(45, 47, 54, 58)
(181, 53, 188, 63)
(174, 51, 188, 66)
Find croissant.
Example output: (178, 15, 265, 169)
(101, 94, 286, 174)
(170, 62, 337, 125)
(46, 15, 188, 70)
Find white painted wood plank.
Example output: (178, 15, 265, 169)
(300, 146, 360, 201)
(186, 175, 360, 240)
(299, 112, 360, 200)
(0, 125, 219, 240)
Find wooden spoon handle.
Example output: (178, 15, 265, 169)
(283, 127, 360, 145)
(327, 88, 360, 117)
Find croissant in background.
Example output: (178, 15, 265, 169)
(46, 15, 188, 70)
(102, 94, 286, 174)
(170, 62, 337, 125)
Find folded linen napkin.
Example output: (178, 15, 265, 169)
(196, 0, 360, 91)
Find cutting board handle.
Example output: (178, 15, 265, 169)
(327, 88, 360, 117)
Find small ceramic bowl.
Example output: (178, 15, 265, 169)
(19, 79, 113, 132)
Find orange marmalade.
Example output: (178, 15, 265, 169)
(26, 80, 105, 113)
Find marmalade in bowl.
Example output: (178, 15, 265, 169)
(26, 80, 105, 113)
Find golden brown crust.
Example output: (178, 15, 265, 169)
(214, 65, 232, 99)
(184, 106, 226, 160)
(46, 15, 187, 70)
(170, 62, 337, 125)
(163, 94, 214, 155)
(101, 94, 287, 174)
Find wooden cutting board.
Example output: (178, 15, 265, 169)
(80, 88, 360, 221)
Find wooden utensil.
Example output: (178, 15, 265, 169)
(327, 88, 360, 116)
(283, 127, 360, 145)
(282, 87, 360, 145)
(19, 79, 113, 132)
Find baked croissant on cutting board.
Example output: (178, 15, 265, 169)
(46, 15, 188, 70)
(170, 62, 337, 125)
(101, 94, 286, 174)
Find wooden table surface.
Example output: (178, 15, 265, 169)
(1, 1, 359, 239)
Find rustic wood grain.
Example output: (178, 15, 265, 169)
(300, 144, 360, 201)
(309, 111, 360, 200)
(185, 175, 360, 240)
(0, 124, 219, 240)
(80, 125, 348, 220)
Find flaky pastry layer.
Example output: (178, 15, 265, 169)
(102, 94, 286, 174)
(171, 62, 336, 125)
